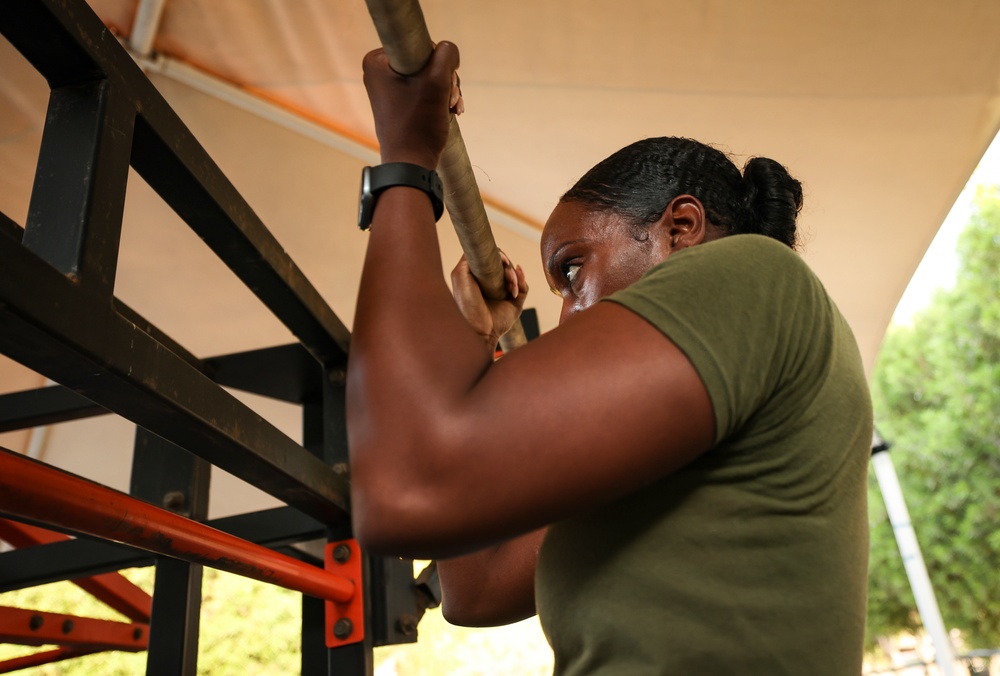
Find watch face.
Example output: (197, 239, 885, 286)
(358, 166, 374, 231)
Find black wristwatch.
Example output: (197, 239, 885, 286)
(358, 162, 445, 231)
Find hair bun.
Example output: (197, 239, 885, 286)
(741, 157, 803, 248)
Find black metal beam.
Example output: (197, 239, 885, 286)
(0, 507, 326, 592)
(301, 594, 329, 675)
(129, 114, 351, 366)
(115, 299, 205, 373)
(0, 340, 313, 434)
(130, 429, 211, 519)
(147, 557, 203, 676)
(0, 234, 349, 524)
(0, 0, 350, 365)
(0, 211, 22, 242)
(207, 343, 326, 405)
(0, 0, 353, 524)
(0, 386, 107, 432)
(131, 430, 211, 676)
(0, 4, 371, 670)
(0, 0, 104, 89)
(22, 79, 133, 294)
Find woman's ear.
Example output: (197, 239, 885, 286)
(651, 195, 708, 254)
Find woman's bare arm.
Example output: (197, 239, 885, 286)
(348, 43, 714, 559)
(437, 529, 546, 627)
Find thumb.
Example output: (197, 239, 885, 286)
(431, 41, 461, 76)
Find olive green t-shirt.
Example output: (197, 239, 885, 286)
(535, 235, 872, 675)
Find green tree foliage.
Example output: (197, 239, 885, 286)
(0, 564, 553, 674)
(0, 568, 301, 674)
(868, 186, 1000, 647)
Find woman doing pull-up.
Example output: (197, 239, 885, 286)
(347, 41, 872, 675)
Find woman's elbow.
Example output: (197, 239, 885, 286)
(441, 591, 534, 628)
(441, 596, 497, 627)
(349, 478, 450, 557)
(349, 483, 414, 555)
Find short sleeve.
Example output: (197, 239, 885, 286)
(604, 235, 836, 443)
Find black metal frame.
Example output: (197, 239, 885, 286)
(0, 0, 434, 672)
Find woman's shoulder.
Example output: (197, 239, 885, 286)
(635, 233, 817, 297)
(681, 233, 805, 269)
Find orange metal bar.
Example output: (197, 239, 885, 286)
(0, 606, 148, 651)
(73, 574, 152, 624)
(0, 518, 152, 622)
(0, 518, 63, 548)
(0, 647, 99, 674)
(0, 449, 354, 604)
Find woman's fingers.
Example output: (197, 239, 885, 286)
(362, 41, 461, 168)
(450, 72, 464, 115)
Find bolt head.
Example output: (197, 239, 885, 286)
(332, 543, 351, 563)
(162, 490, 186, 511)
(333, 618, 353, 639)
(397, 615, 417, 637)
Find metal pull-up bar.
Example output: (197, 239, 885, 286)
(0, 448, 353, 605)
(364, 0, 529, 352)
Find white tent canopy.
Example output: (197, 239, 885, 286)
(2, 0, 1000, 510)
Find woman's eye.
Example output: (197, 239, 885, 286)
(564, 263, 581, 286)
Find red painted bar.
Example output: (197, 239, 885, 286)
(0, 449, 354, 603)
(0, 518, 152, 622)
(0, 647, 100, 674)
(74, 573, 152, 624)
(0, 606, 147, 651)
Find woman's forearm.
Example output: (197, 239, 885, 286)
(346, 186, 496, 551)
(438, 529, 546, 627)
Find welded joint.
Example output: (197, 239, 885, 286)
(325, 539, 365, 648)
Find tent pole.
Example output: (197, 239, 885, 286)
(130, 0, 168, 58)
(872, 431, 957, 675)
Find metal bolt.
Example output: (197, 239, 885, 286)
(29, 614, 43, 630)
(133, 627, 143, 640)
(332, 543, 351, 563)
(329, 369, 347, 385)
(333, 618, 353, 639)
(331, 463, 350, 477)
(396, 615, 417, 637)
(62, 619, 74, 634)
(162, 490, 186, 511)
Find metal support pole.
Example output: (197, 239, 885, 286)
(302, 376, 374, 675)
(0, 448, 354, 604)
(147, 558, 203, 676)
(872, 431, 956, 675)
(131, 429, 211, 676)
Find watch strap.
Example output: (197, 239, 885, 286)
(360, 162, 444, 230)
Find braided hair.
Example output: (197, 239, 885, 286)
(560, 137, 803, 248)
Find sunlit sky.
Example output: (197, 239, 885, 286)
(891, 130, 1000, 324)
